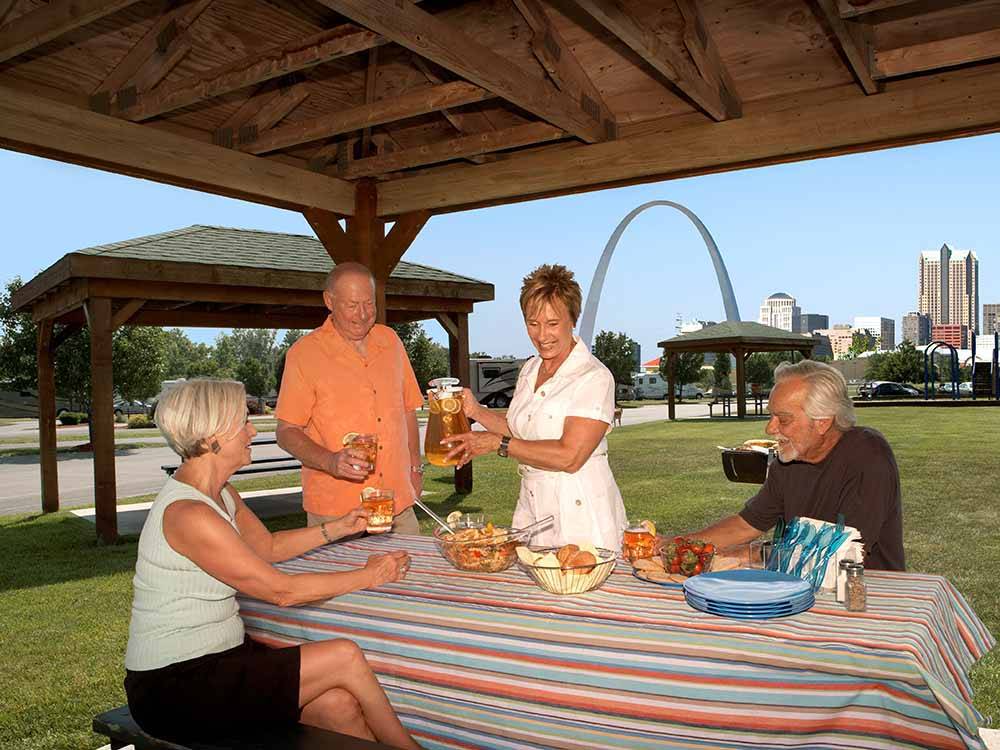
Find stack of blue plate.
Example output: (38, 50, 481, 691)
(683, 569, 814, 619)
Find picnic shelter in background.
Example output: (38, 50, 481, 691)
(659, 321, 816, 420)
(11, 225, 493, 541)
(3, 0, 1000, 540)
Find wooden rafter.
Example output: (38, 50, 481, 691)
(312, 0, 607, 143)
(378, 210, 431, 278)
(569, 0, 738, 121)
(836, 0, 967, 18)
(119, 24, 385, 121)
(241, 81, 494, 155)
(0, 0, 143, 64)
(376, 61, 1000, 216)
(0, 86, 356, 213)
(91, 0, 211, 111)
(110, 299, 145, 329)
(216, 80, 310, 148)
(412, 55, 494, 164)
(512, 0, 616, 136)
(676, 0, 741, 118)
(812, 0, 880, 94)
(874, 27, 1000, 79)
(337, 122, 565, 178)
(0, 0, 17, 27)
(361, 47, 379, 156)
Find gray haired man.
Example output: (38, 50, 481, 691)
(696, 360, 904, 570)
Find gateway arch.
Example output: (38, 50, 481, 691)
(579, 201, 741, 346)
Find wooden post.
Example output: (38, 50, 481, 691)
(442, 311, 473, 493)
(734, 346, 746, 419)
(85, 298, 118, 543)
(36, 320, 59, 513)
(348, 180, 386, 320)
(667, 352, 676, 421)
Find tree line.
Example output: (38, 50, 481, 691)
(1, 278, 452, 407)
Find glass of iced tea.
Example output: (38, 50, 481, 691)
(347, 433, 378, 471)
(361, 488, 394, 533)
(622, 519, 656, 562)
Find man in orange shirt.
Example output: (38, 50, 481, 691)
(276, 262, 425, 534)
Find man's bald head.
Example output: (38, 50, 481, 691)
(325, 262, 375, 296)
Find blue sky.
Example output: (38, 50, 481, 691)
(3, 132, 999, 362)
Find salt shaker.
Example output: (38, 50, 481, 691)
(836, 559, 854, 603)
(845, 563, 867, 612)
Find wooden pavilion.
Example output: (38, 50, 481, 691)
(659, 321, 817, 420)
(11, 225, 493, 541)
(3, 0, 1000, 540)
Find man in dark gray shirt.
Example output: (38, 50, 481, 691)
(695, 360, 905, 571)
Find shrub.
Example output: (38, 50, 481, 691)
(128, 414, 153, 429)
(58, 412, 87, 425)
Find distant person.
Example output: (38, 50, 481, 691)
(444, 264, 627, 551)
(695, 360, 904, 570)
(125, 378, 418, 748)
(276, 263, 424, 533)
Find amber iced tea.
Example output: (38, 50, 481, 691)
(424, 390, 470, 467)
(348, 433, 378, 469)
(362, 488, 394, 533)
(622, 524, 656, 562)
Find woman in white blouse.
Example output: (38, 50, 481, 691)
(444, 264, 627, 551)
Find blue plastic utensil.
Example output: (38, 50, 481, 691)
(794, 524, 835, 578)
(789, 524, 818, 576)
(769, 517, 800, 571)
(809, 527, 852, 590)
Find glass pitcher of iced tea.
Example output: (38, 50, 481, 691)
(424, 377, 471, 467)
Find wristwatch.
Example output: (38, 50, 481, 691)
(497, 435, 511, 458)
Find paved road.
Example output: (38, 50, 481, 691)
(1, 403, 725, 516)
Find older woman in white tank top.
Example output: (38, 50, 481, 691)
(124, 378, 420, 749)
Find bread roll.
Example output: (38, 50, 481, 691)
(556, 544, 579, 566)
(567, 550, 596, 574)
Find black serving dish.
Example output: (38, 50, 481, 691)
(721, 449, 769, 484)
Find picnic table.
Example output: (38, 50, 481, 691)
(238, 535, 994, 750)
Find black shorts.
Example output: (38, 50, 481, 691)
(125, 636, 302, 743)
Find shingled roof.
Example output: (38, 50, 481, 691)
(659, 321, 816, 352)
(75, 225, 486, 286)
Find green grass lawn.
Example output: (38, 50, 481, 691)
(1, 408, 997, 749)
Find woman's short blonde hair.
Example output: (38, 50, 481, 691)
(519, 264, 582, 324)
(155, 378, 248, 459)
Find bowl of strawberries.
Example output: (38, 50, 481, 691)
(660, 536, 716, 577)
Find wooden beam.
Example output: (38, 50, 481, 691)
(735, 346, 746, 419)
(0, 0, 143, 64)
(303, 208, 349, 261)
(313, 0, 606, 142)
(812, 0, 880, 94)
(36, 320, 59, 514)
(338, 122, 565, 178)
(874, 28, 1000, 79)
(121, 24, 385, 121)
(444, 311, 472, 492)
(376, 61, 1000, 216)
(111, 299, 145, 329)
(217, 81, 311, 148)
(836, 0, 963, 18)
(434, 311, 459, 339)
(85, 298, 118, 543)
(242, 81, 493, 155)
(361, 47, 379, 156)
(512, 0, 616, 136)
(92, 0, 211, 99)
(0, 86, 356, 214)
(378, 210, 430, 279)
(411, 55, 494, 164)
(676, 0, 741, 118)
(569, 0, 736, 121)
(0, 0, 17, 26)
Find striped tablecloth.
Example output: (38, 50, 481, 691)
(238, 535, 994, 750)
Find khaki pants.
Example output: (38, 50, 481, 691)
(307, 506, 420, 536)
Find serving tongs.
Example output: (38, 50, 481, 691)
(412, 497, 456, 536)
(493, 515, 554, 545)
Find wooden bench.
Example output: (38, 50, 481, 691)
(708, 394, 733, 418)
(94, 705, 391, 750)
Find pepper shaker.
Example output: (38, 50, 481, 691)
(845, 563, 867, 612)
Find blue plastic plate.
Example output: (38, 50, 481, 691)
(687, 594, 815, 619)
(684, 569, 811, 604)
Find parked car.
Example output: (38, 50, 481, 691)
(615, 383, 636, 401)
(674, 384, 705, 399)
(113, 399, 150, 417)
(860, 382, 919, 399)
(932, 382, 973, 396)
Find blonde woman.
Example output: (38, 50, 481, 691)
(444, 264, 627, 551)
(124, 379, 419, 749)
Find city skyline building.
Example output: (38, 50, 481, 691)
(984, 304, 1000, 335)
(800, 314, 829, 334)
(853, 316, 896, 351)
(902, 312, 931, 345)
(917, 244, 979, 332)
(931, 324, 968, 349)
(815, 324, 854, 360)
(759, 292, 801, 333)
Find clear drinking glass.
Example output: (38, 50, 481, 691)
(348, 433, 378, 470)
(622, 518, 656, 562)
(361, 488, 394, 533)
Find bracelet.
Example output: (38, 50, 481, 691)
(410, 464, 425, 474)
(319, 522, 334, 544)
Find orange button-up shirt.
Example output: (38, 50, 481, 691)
(276, 319, 424, 516)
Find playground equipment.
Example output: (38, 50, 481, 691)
(923, 341, 959, 400)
